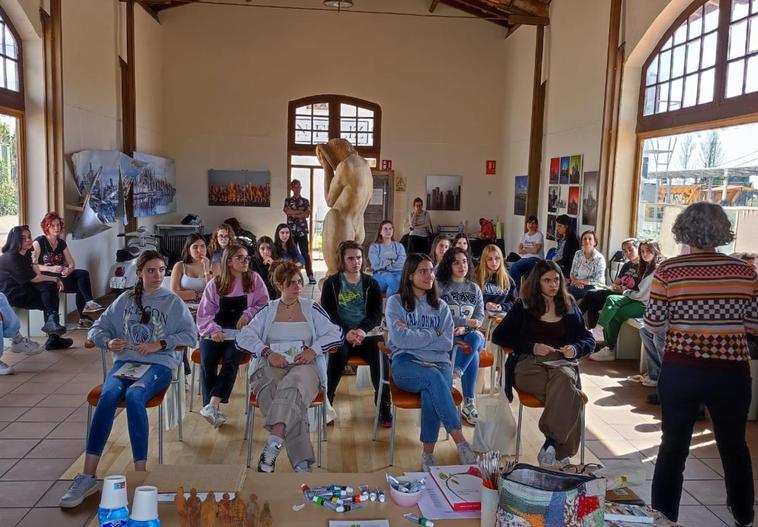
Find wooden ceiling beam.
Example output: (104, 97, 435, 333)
(507, 13, 548, 25)
(440, 0, 510, 27)
(497, 0, 549, 17)
(429, 0, 440, 13)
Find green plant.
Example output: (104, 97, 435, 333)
(0, 177, 18, 215)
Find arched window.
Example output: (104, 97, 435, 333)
(286, 95, 381, 260)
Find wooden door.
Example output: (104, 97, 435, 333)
(362, 170, 394, 254)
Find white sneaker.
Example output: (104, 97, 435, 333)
(257, 439, 282, 473)
(82, 301, 104, 313)
(537, 445, 557, 467)
(214, 408, 227, 428)
(589, 347, 616, 361)
(591, 326, 605, 343)
(0, 361, 13, 375)
(421, 453, 437, 472)
(10, 337, 44, 355)
(200, 403, 218, 427)
(641, 375, 658, 387)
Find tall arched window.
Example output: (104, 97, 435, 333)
(286, 95, 381, 260)
(0, 6, 24, 245)
(634, 0, 758, 256)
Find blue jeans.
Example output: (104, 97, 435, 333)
(0, 293, 21, 360)
(509, 257, 540, 293)
(391, 353, 461, 444)
(640, 325, 665, 381)
(87, 361, 172, 462)
(568, 284, 597, 300)
(373, 270, 401, 297)
(453, 331, 486, 399)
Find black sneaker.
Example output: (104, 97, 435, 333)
(308, 276, 317, 285)
(41, 315, 66, 336)
(257, 439, 281, 473)
(45, 335, 74, 351)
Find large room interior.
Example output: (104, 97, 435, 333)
(0, 0, 757, 525)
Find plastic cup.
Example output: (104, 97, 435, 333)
(130, 485, 159, 522)
(480, 484, 498, 527)
(100, 475, 128, 510)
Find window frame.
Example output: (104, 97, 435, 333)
(0, 5, 24, 112)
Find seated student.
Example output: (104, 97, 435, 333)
(492, 260, 595, 467)
(321, 241, 391, 426)
(59, 251, 196, 508)
(0, 292, 44, 374)
(508, 216, 545, 292)
(250, 236, 279, 300)
(273, 223, 305, 267)
(0, 225, 72, 350)
(170, 233, 212, 302)
(196, 244, 269, 428)
(32, 212, 103, 328)
(579, 238, 640, 328)
(208, 223, 236, 275)
(476, 244, 516, 313)
(590, 241, 663, 362)
(567, 230, 606, 299)
(551, 215, 580, 279)
(429, 235, 451, 272)
(453, 233, 477, 267)
(368, 220, 406, 297)
(386, 253, 477, 471)
(437, 247, 486, 425)
(237, 260, 342, 473)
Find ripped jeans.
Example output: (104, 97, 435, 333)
(86, 361, 172, 462)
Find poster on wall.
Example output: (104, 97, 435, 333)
(582, 170, 599, 226)
(546, 214, 557, 241)
(208, 170, 272, 207)
(559, 157, 570, 184)
(569, 155, 582, 184)
(549, 158, 560, 184)
(548, 186, 559, 213)
(568, 186, 580, 215)
(558, 186, 569, 213)
(514, 175, 528, 216)
(426, 175, 462, 211)
(133, 153, 177, 217)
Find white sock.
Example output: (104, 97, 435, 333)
(267, 435, 283, 447)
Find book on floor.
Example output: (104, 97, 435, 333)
(604, 503, 656, 524)
(606, 486, 645, 506)
(428, 465, 482, 511)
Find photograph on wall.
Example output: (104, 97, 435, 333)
(582, 170, 599, 226)
(208, 169, 272, 207)
(549, 157, 560, 184)
(427, 175, 462, 211)
(568, 186, 580, 215)
(513, 175, 528, 216)
(546, 214, 557, 241)
(559, 156, 570, 184)
(133, 153, 177, 217)
(558, 185, 569, 213)
(569, 155, 583, 184)
(548, 185, 559, 213)
(570, 216, 578, 238)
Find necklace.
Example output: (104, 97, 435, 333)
(280, 298, 300, 320)
(281, 298, 299, 308)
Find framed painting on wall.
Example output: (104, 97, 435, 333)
(568, 186, 580, 216)
(569, 155, 582, 184)
(426, 175, 462, 211)
(546, 214, 556, 241)
(548, 185, 559, 213)
(549, 157, 560, 184)
(208, 170, 271, 207)
(582, 171, 599, 226)
(514, 175, 528, 216)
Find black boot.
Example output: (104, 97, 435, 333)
(41, 313, 66, 336)
(45, 334, 73, 351)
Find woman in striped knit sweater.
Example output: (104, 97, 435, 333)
(645, 203, 757, 527)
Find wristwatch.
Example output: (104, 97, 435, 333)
(159, 339, 168, 351)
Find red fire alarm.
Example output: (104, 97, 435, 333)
(486, 160, 496, 175)
(381, 160, 393, 170)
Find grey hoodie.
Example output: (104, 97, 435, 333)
(386, 293, 454, 364)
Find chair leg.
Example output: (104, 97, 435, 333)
(85, 405, 93, 446)
(489, 360, 496, 395)
(316, 405, 322, 468)
(371, 381, 382, 441)
(515, 402, 524, 463)
(100, 349, 107, 381)
(246, 404, 255, 468)
(322, 390, 327, 443)
(244, 365, 250, 416)
(580, 404, 586, 465)
(175, 375, 183, 442)
(158, 403, 164, 464)
(389, 405, 397, 466)
(189, 363, 196, 412)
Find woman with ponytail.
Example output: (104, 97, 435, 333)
(59, 251, 196, 509)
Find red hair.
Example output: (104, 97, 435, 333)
(41, 212, 64, 235)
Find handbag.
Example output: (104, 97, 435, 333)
(471, 392, 516, 455)
(496, 464, 605, 527)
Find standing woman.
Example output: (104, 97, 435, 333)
(492, 260, 595, 467)
(567, 230, 606, 299)
(406, 197, 433, 255)
(0, 225, 72, 350)
(368, 220, 406, 297)
(196, 244, 269, 428)
(386, 253, 477, 471)
(170, 233, 212, 302)
(429, 235, 451, 272)
(436, 248, 485, 425)
(32, 212, 103, 327)
(237, 260, 342, 473)
(476, 244, 516, 313)
(59, 251, 196, 508)
(208, 224, 237, 274)
(273, 224, 305, 267)
(646, 203, 756, 527)
(250, 236, 279, 300)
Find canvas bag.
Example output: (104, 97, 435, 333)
(496, 464, 605, 527)
(471, 392, 516, 455)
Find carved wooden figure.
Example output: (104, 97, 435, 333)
(245, 493, 259, 527)
(218, 493, 233, 524)
(200, 492, 217, 527)
(175, 487, 189, 527)
(187, 488, 202, 527)
(229, 494, 246, 527)
(258, 501, 273, 527)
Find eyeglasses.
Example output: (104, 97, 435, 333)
(234, 255, 251, 263)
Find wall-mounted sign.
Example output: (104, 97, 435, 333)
(395, 176, 406, 192)
(486, 160, 496, 175)
(381, 160, 393, 170)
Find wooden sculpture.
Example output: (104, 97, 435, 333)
(315, 138, 373, 276)
(187, 488, 202, 527)
(229, 494, 246, 527)
(258, 501, 273, 527)
(218, 493, 232, 524)
(200, 491, 217, 527)
(245, 493, 260, 527)
(175, 486, 189, 527)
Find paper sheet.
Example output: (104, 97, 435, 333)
(158, 491, 236, 503)
(404, 472, 480, 521)
(329, 521, 389, 527)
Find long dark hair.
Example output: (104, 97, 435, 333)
(180, 233, 207, 264)
(452, 233, 474, 269)
(273, 223, 298, 259)
(520, 259, 574, 318)
(337, 240, 364, 273)
(215, 243, 255, 295)
(429, 235, 450, 265)
(255, 236, 275, 262)
(398, 253, 439, 311)
(638, 240, 663, 279)
(1, 225, 30, 254)
(130, 250, 166, 324)
(374, 220, 395, 243)
(436, 247, 473, 283)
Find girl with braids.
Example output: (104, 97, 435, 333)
(196, 244, 269, 428)
(59, 251, 196, 509)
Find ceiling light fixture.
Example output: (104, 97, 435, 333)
(323, 0, 353, 9)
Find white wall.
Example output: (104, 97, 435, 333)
(160, 0, 507, 238)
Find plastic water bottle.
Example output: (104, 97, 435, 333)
(99, 475, 129, 527)
(128, 486, 160, 527)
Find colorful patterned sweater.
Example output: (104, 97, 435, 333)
(644, 252, 758, 368)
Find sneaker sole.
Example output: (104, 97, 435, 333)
(59, 483, 99, 508)
(589, 355, 615, 361)
(200, 412, 217, 427)
(257, 464, 274, 473)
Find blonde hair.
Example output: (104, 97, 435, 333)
(475, 244, 509, 291)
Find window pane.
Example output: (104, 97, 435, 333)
(672, 44, 686, 78)
(313, 117, 328, 130)
(726, 59, 746, 96)
(340, 118, 356, 132)
(313, 103, 329, 116)
(357, 118, 373, 132)
(674, 24, 688, 45)
(3, 27, 16, 59)
(0, 114, 20, 247)
(750, 16, 758, 52)
(657, 82, 670, 112)
(340, 104, 356, 117)
(0, 59, 6, 89)
(730, 20, 748, 59)
(659, 49, 672, 81)
(646, 55, 659, 85)
(662, 36, 673, 50)
(704, 1, 720, 32)
(5, 59, 16, 91)
(686, 39, 701, 73)
(313, 131, 329, 144)
(702, 32, 718, 67)
(699, 67, 715, 103)
(356, 133, 371, 146)
(295, 105, 312, 116)
(340, 132, 357, 144)
(295, 130, 312, 144)
(683, 73, 699, 107)
(754, 0, 758, 14)
(357, 107, 373, 118)
(644, 86, 656, 115)
(290, 155, 320, 166)
(747, 55, 758, 92)
(295, 116, 311, 131)
(689, 7, 704, 38)
(670, 78, 683, 110)
(733, 0, 750, 21)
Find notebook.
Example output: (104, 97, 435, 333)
(113, 362, 150, 381)
(428, 465, 482, 512)
(269, 341, 303, 364)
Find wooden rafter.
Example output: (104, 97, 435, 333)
(429, 0, 440, 13)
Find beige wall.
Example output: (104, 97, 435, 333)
(160, 0, 507, 238)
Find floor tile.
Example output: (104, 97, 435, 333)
(684, 479, 728, 505)
(10, 382, 63, 395)
(47, 422, 87, 440)
(701, 458, 725, 477)
(0, 459, 18, 478)
(16, 506, 95, 527)
(0, 480, 54, 507)
(0, 393, 47, 408)
(25, 440, 85, 459)
(37, 395, 87, 408)
(18, 407, 77, 423)
(0, 508, 29, 527)
(676, 505, 728, 526)
(63, 406, 89, 423)
(586, 439, 643, 459)
(708, 505, 735, 525)
(683, 457, 722, 480)
(1, 458, 77, 481)
(0, 439, 39, 458)
(0, 407, 29, 422)
(36, 480, 99, 508)
(0, 422, 57, 440)
(53, 383, 98, 396)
